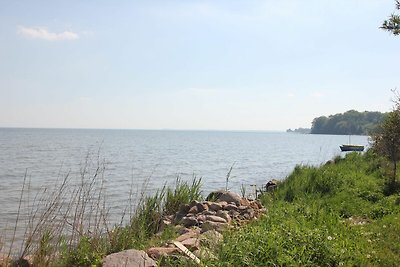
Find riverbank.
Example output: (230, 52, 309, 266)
(1, 150, 399, 266)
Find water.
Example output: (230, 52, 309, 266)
(0, 128, 369, 246)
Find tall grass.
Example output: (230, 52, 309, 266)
(109, 176, 202, 253)
(180, 151, 400, 266)
(0, 154, 204, 267)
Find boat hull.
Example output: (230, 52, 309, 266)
(340, 145, 364, 152)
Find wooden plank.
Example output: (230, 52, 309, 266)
(172, 241, 202, 265)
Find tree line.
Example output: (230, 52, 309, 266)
(310, 110, 386, 135)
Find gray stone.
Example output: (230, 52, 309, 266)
(181, 216, 198, 227)
(224, 203, 238, 211)
(200, 221, 229, 233)
(196, 202, 208, 212)
(209, 202, 223, 212)
(197, 214, 207, 223)
(181, 237, 200, 251)
(202, 210, 216, 216)
(217, 191, 242, 206)
(228, 210, 240, 218)
(216, 210, 232, 223)
(206, 215, 227, 223)
(238, 205, 248, 212)
(102, 249, 156, 267)
(240, 198, 251, 207)
(188, 205, 198, 214)
(175, 229, 200, 242)
(178, 203, 190, 214)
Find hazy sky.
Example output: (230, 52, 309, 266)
(0, 0, 399, 131)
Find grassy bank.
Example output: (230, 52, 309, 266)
(192, 151, 400, 266)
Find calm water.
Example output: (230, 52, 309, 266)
(0, 128, 368, 244)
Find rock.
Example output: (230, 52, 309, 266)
(196, 202, 208, 213)
(175, 229, 200, 242)
(238, 205, 248, 212)
(206, 215, 227, 223)
(188, 205, 198, 214)
(174, 211, 188, 223)
(216, 210, 232, 223)
(102, 249, 157, 267)
(228, 210, 240, 218)
(259, 208, 267, 213)
(217, 191, 242, 206)
(197, 214, 207, 223)
(224, 204, 238, 211)
(240, 198, 251, 207)
(241, 209, 255, 220)
(146, 247, 179, 260)
(209, 202, 223, 212)
(181, 216, 198, 227)
(202, 210, 216, 216)
(189, 200, 199, 207)
(201, 221, 229, 233)
(218, 201, 228, 207)
(249, 201, 259, 210)
(178, 203, 190, 214)
(181, 237, 200, 251)
(255, 200, 263, 209)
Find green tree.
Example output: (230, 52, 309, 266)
(371, 92, 400, 193)
(382, 1, 400, 35)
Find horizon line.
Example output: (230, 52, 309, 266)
(0, 126, 289, 133)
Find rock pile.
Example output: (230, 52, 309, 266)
(167, 191, 265, 232)
(144, 191, 266, 262)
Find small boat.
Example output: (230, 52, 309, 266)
(340, 144, 364, 152)
(340, 135, 365, 152)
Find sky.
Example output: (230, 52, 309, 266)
(0, 0, 399, 131)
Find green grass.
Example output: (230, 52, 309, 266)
(185, 151, 400, 267)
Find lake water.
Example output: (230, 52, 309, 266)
(0, 128, 369, 247)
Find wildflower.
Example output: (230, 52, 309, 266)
(327, 236, 333, 240)
(367, 239, 372, 243)
(367, 254, 371, 259)
(383, 225, 387, 228)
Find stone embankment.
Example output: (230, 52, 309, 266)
(102, 191, 266, 267)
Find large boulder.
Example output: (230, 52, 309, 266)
(217, 192, 242, 206)
(102, 249, 156, 267)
